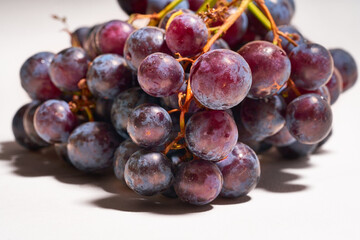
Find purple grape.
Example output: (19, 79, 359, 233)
(117, 0, 147, 15)
(240, 96, 286, 140)
(277, 141, 317, 159)
(111, 87, 158, 138)
(330, 48, 358, 91)
(174, 160, 223, 205)
(67, 122, 121, 173)
(265, 125, 296, 147)
(49, 47, 89, 91)
(34, 100, 77, 144)
(124, 149, 173, 196)
(87, 54, 132, 99)
(95, 20, 134, 57)
(210, 39, 230, 51)
(124, 27, 171, 71)
(281, 84, 331, 105)
(83, 25, 102, 59)
(188, 0, 203, 11)
(113, 139, 142, 181)
(265, 25, 304, 54)
(158, 9, 193, 29)
(238, 41, 291, 99)
(127, 103, 172, 148)
(20, 52, 62, 100)
(190, 49, 252, 110)
(138, 53, 185, 97)
(147, 0, 189, 14)
(165, 13, 208, 57)
(216, 142, 260, 198)
(289, 43, 334, 90)
(326, 68, 343, 105)
(71, 27, 90, 48)
(185, 110, 238, 161)
(286, 94, 332, 144)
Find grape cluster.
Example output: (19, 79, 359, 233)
(13, 0, 357, 206)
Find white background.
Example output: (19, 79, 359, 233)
(1, 0, 360, 239)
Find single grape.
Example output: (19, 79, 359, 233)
(95, 20, 135, 56)
(67, 122, 121, 173)
(277, 141, 317, 159)
(190, 49, 252, 109)
(71, 27, 90, 48)
(216, 142, 260, 198)
(240, 96, 286, 140)
(165, 13, 208, 57)
(124, 27, 171, 71)
(49, 47, 89, 91)
(330, 48, 358, 91)
(87, 54, 132, 99)
(238, 41, 291, 99)
(117, 0, 147, 15)
(158, 9, 193, 29)
(20, 52, 61, 100)
(265, 125, 296, 147)
(113, 139, 142, 181)
(83, 25, 102, 59)
(265, 25, 304, 54)
(185, 110, 238, 161)
(127, 103, 172, 148)
(34, 100, 78, 143)
(124, 149, 173, 196)
(286, 94, 332, 144)
(326, 68, 343, 105)
(174, 160, 223, 205)
(289, 43, 334, 90)
(146, 0, 189, 14)
(111, 87, 158, 138)
(138, 53, 185, 97)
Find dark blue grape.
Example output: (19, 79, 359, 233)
(124, 149, 173, 196)
(67, 122, 121, 173)
(216, 142, 260, 198)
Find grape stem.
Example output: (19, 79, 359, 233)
(203, 0, 252, 53)
(197, 0, 218, 13)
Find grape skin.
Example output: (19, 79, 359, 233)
(87, 54, 132, 99)
(117, 0, 147, 15)
(165, 13, 208, 57)
(289, 43, 334, 91)
(326, 68, 343, 105)
(174, 160, 223, 205)
(20, 52, 61, 100)
(34, 100, 78, 144)
(216, 142, 260, 198)
(49, 47, 89, 91)
(286, 94, 332, 144)
(124, 149, 173, 196)
(265, 125, 296, 147)
(185, 110, 238, 161)
(124, 27, 171, 71)
(71, 27, 90, 48)
(127, 103, 172, 148)
(138, 53, 185, 97)
(190, 49, 252, 110)
(67, 122, 121, 173)
(158, 9, 193, 29)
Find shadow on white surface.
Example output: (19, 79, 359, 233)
(0, 141, 317, 214)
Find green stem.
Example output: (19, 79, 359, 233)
(157, 0, 184, 19)
(197, 0, 218, 13)
(247, 2, 271, 30)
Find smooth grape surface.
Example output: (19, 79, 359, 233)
(20, 52, 61, 100)
(158, 9, 193, 29)
(289, 43, 334, 90)
(71, 27, 90, 48)
(138, 53, 184, 97)
(286, 94, 332, 144)
(277, 141, 317, 159)
(165, 13, 208, 57)
(265, 125, 296, 147)
(83, 25, 102, 59)
(67, 122, 121, 173)
(34, 100, 77, 143)
(87, 54, 132, 99)
(124, 149, 173, 196)
(95, 20, 134, 56)
(326, 68, 343, 105)
(190, 49, 252, 110)
(238, 41, 291, 99)
(265, 25, 304, 54)
(185, 110, 238, 161)
(240, 96, 286, 140)
(49, 47, 89, 91)
(124, 27, 171, 71)
(127, 103, 172, 148)
(174, 160, 223, 205)
(113, 139, 142, 181)
(111, 87, 157, 138)
(210, 39, 230, 51)
(216, 142, 260, 198)
(330, 48, 358, 91)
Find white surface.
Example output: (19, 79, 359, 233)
(1, 0, 360, 239)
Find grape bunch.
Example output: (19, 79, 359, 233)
(13, 0, 357, 206)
